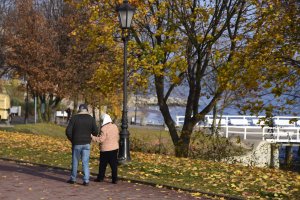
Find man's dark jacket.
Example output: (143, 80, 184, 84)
(66, 111, 98, 145)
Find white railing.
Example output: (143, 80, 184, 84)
(262, 127, 300, 143)
(175, 115, 300, 143)
(176, 115, 300, 127)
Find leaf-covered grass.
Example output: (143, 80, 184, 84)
(0, 131, 299, 199)
(0, 123, 241, 158)
(0, 123, 66, 138)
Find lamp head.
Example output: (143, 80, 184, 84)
(116, 0, 136, 29)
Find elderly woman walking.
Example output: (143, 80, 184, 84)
(92, 113, 119, 184)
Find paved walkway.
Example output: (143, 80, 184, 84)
(0, 160, 209, 200)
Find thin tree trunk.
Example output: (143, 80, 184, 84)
(40, 95, 46, 122)
(73, 94, 78, 115)
(155, 75, 179, 147)
(36, 96, 42, 122)
(212, 105, 217, 135)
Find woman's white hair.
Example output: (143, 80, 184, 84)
(101, 113, 112, 126)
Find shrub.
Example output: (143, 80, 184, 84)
(189, 131, 246, 161)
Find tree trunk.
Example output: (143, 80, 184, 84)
(175, 132, 191, 157)
(155, 75, 179, 147)
(92, 106, 96, 119)
(47, 95, 61, 123)
(45, 100, 49, 122)
(175, 120, 196, 157)
(211, 105, 217, 135)
(270, 143, 276, 168)
(285, 146, 293, 168)
(37, 97, 42, 122)
(73, 94, 78, 115)
(40, 95, 46, 122)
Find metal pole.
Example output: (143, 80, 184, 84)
(118, 30, 131, 164)
(34, 95, 37, 123)
(24, 81, 29, 124)
(134, 92, 137, 124)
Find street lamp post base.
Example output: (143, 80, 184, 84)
(118, 129, 131, 165)
(117, 156, 131, 165)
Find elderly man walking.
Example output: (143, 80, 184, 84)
(66, 104, 98, 186)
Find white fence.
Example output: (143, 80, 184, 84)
(263, 127, 300, 143)
(175, 115, 300, 143)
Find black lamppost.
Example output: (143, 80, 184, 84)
(116, 0, 136, 164)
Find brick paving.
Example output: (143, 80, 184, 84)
(0, 160, 210, 200)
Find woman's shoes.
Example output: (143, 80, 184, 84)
(94, 178, 117, 184)
(94, 178, 104, 182)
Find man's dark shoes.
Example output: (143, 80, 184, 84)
(94, 178, 103, 182)
(112, 180, 117, 184)
(67, 180, 76, 184)
(83, 181, 89, 186)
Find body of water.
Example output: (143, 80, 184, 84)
(279, 146, 300, 172)
(129, 105, 242, 125)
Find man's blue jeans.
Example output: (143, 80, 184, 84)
(70, 144, 90, 183)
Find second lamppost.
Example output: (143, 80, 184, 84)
(117, 0, 136, 164)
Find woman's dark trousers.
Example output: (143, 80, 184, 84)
(97, 149, 118, 183)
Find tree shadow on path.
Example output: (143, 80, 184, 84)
(0, 161, 68, 183)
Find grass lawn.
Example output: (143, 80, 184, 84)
(0, 123, 66, 138)
(0, 125, 299, 199)
(0, 123, 170, 139)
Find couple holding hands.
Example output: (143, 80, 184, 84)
(65, 104, 119, 186)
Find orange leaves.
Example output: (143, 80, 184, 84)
(4, 0, 62, 95)
(66, 0, 125, 113)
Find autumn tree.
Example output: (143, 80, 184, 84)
(64, 0, 129, 118)
(3, 0, 123, 121)
(58, 0, 300, 157)
(4, 0, 65, 121)
(130, 0, 300, 157)
(124, 0, 250, 156)
(0, 0, 13, 77)
(231, 0, 300, 116)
